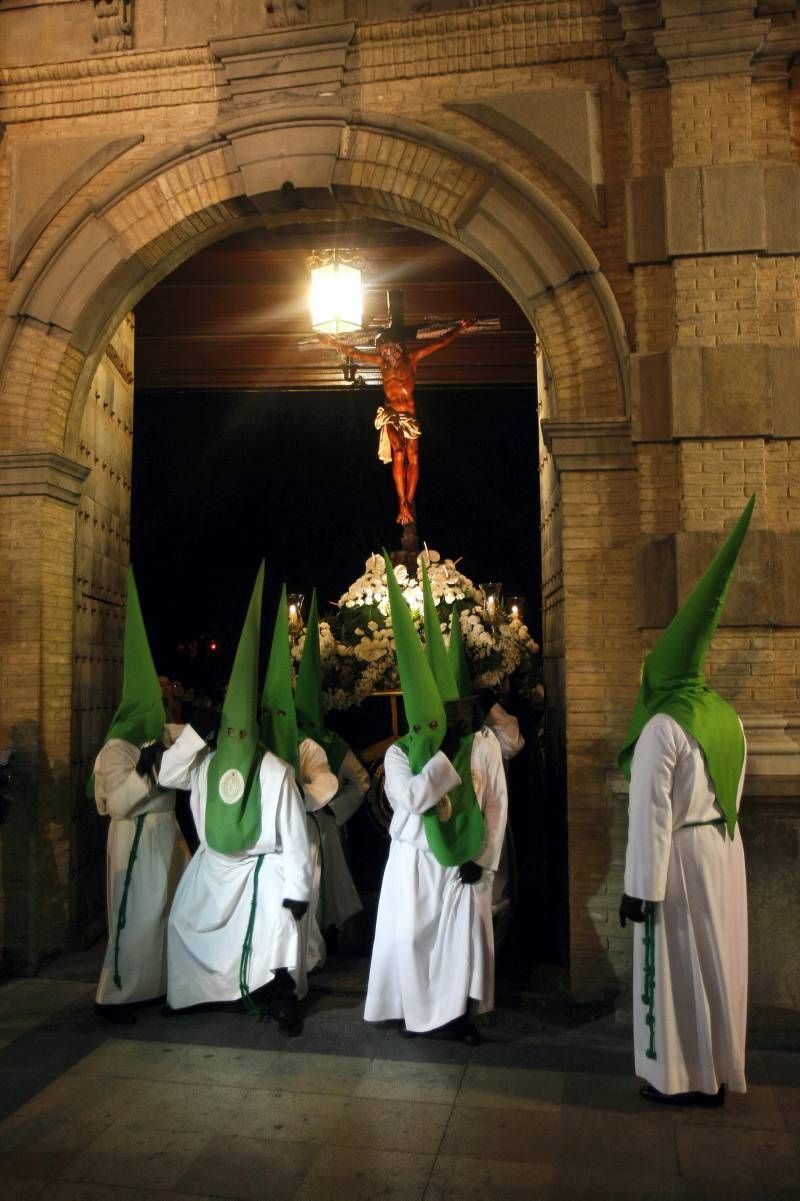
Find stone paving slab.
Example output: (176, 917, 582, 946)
(0, 971, 797, 1201)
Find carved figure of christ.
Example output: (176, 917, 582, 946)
(318, 319, 474, 525)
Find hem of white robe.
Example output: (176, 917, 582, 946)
(635, 1058, 747, 1095)
(324, 896, 363, 931)
(632, 994, 748, 1095)
(364, 988, 491, 1032)
(95, 968, 167, 1006)
(167, 956, 302, 1010)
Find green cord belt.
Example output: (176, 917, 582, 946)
(113, 814, 146, 990)
(637, 818, 726, 1057)
(239, 854, 265, 1015)
(642, 900, 657, 1061)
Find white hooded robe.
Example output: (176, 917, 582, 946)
(94, 728, 189, 1005)
(296, 737, 338, 975)
(365, 728, 507, 1032)
(159, 726, 312, 1009)
(625, 713, 748, 1095)
(483, 702, 525, 913)
(313, 748, 368, 935)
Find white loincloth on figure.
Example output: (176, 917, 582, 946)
(94, 727, 189, 1005)
(365, 728, 507, 1032)
(625, 713, 748, 1095)
(159, 726, 312, 1009)
(374, 406, 421, 464)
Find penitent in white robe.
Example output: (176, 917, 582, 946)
(625, 713, 748, 1095)
(296, 737, 339, 975)
(365, 728, 508, 1032)
(484, 703, 525, 763)
(483, 703, 525, 913)
(159, 726, 313, 1009)
(94, 728, 189, 1006)
(314, 749, 368, 933)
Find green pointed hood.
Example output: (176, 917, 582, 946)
(421, 560, 459, 703)
(205, 562, 265, 854)
(387, 553, 485, 866)
(103, 567, 166, 746)
(295, 589, 324, 735)
(296, 589, 349, 774)
(87, 566, 165, 797)
(618, 495, 755, 838)
(260, 585, 299, 775)
(384, 552, 446, 774)
(448, 610, 473, 700)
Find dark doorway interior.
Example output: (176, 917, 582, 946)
(131, 384, 541, 677)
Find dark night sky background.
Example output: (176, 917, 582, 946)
(131, 385, 541, 689)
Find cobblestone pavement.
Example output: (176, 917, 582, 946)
(0, 953, 798, 1201)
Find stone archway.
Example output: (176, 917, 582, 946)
(0, 108, 637, 991)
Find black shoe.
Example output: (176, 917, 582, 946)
(160, 1003, 180, 1018)
(277, 1013, 303, 1038)
(640, 1083, 725, 1107)
(269, 995, 303, 1038)
(94, 1002, 136, 1025)
(459, 1021, 483, 1047)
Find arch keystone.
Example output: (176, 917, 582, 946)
(226, 122, 344, 209)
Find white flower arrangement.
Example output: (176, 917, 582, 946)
(315, 551, 542, 711)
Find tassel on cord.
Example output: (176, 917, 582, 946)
(113, 814, 146, 990)
(239, 854, 265, 1015)
(642, 901, 657, 1061)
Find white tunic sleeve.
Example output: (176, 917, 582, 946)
(624, 714, 677, 902)
(330, 749, 370, 825)
(274, 764, 314, 902)
(298, 737, 338, 812)
(384, 744, 461, 815)
(473, 731, 508, 872)
(94, 740, 150, 819)
(158, 724, 208, 791)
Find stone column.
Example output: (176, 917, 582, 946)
(540, 417, 640, 995)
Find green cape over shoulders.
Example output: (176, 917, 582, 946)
(617, 495, 755, 838)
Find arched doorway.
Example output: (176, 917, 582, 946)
(0, 110, 635, 993)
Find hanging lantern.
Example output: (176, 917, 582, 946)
(308, 249, 364, 335)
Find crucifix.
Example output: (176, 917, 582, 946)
(317, 290, 475, 548)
